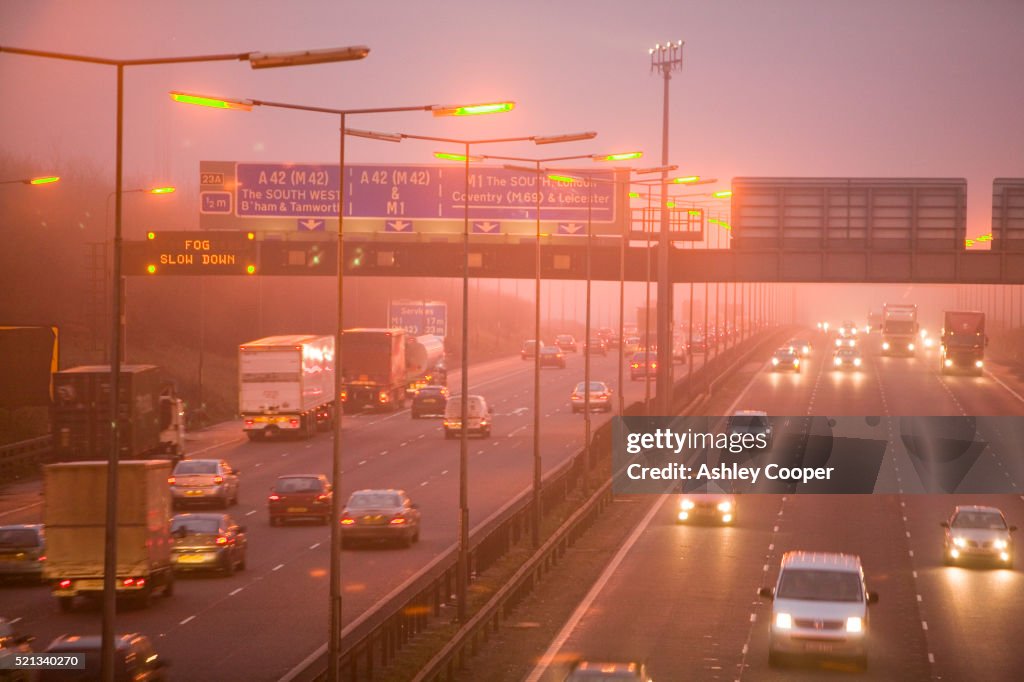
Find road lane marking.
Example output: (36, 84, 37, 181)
(310, 543, 320, 550)
(273, 564, 284, 571)
(441, 470, 449, 475)
(358, 460, 367, 466)
(929, 653, 935, 664)
(420, 481, 429, 487)
(922, 620, 928, 630)
(229, 587, 244, 596)
(917, 594, 922, 602)
(983, 368, 1024, 405)
(254, 463, 263, 468)
(246, 510, 256, 516)
(0, 501, 42, 519)
(180, 616, 195, 625)
(524, 495, 668, 682)
(380, 450, 388, 455)
(9, 617, 20, 624)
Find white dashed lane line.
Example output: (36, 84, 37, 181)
(245, 510, 256, 516)
(272, 564, 284, 572)
(229, 587, 244, 596)
(309, 543, 320, 550)
(180, 616, 195, 625)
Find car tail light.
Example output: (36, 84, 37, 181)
(59, 579, 71, 588)
(389, 516, 407, 525)
(167, 476, 176, 485)
(631, 363, 639, 369)
(316, 494, 330, 502)
(340, 516, 355, 525)
(38, 555, 46, 562)
(340, 389, 348, 402)
(268, 494, 281, 501)
(244, 419, 254, 426)
(214, 475, 224, 485)
(123, 577, 145, 586)
(289, 418, 300, 427)
(651, 362, 657, 369)
(379, 391, 389, 403)
(215, 536, 228, 545)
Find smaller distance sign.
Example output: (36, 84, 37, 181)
(124, 231, 258, 276)
(388, 300, 447, 337)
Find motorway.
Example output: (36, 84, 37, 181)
(529, 329, 1024, 682)
(0, 345, 710, 681)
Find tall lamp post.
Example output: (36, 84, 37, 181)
(356, 129, 599, 623)
(649, 40, 685, 414)
(171, 94, 512, 680)
(488, 149, 648, 548)
(0, 43, 370, 682)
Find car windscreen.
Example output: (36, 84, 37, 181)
(348, 492, 401, 509)
(174, 461, 218, 475)
(777, 568, 863, 602)
(952, 512, 1006, 530)
(0, 529, 39, 547)
(276, 478, 323, 493)
(728, 416, 767, 429)
(575, 382, 607, 392)
(171, 518, 221, 534)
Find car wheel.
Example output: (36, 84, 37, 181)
(944, 553, 954, 566)
(58, 596, 74, 612)
(220, 496, 230, 510)
(269, 516, 279, 527)
(482, 428, 491, 438)
(768, 650, 785, 668)
(237, 552, 247, 571)
(444, 430, 453, 440)
(163, 573, 175, 597)
(413, 527, 421, 543)
(222, 554, 235, 576)
(400, 532, 413, 549)
(246, 430, 264, 442)
(321, 515, 330, 525)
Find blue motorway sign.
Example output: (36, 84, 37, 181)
(388, 300, 447, 337)
(205, 161, 617, 224)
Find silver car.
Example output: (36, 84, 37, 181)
(942, 505, 1017, 567)
(169, 459, 240, 509)
(0, 524, 45, 582)
(759, 551, 878, 669)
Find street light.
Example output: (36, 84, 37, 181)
(484, 147, 643, 549)
(171, 92, 512, 681)
(383, 129, 597, 622)
(0, 175, 61, 185)
(0, 42, 368, 682)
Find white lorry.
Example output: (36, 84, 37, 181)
(239, 335, 335, 441)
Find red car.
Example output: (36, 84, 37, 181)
(268, 474, 333, 526)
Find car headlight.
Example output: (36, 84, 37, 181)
(944, 358, 954, 367)
(802, 346, 809, 354)
(834, 357, 842, 366)
(846, 616, 863, 634)
(994, 539, 1008, 550)
(908, 343, 916, 351)
(924, 338, 934, 347)
(975, 360, 984, 368)
(681, 499, 695, 510)
(882, 342, 890, 350)
(953, 537, 967, 548)
(717, 501, 733, 512)
(854, 358, 862, 366)
(771, 358, 779, 366)
(775, 612, 793, 630)
(835, 339, 842, 347)
(793, 359, 800, 366)
(721, 513, 733, 523)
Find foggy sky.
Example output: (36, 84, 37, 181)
(2, 0, 1023, 238)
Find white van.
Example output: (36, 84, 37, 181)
(443, 395, 492, 439)
(759, 551, 878, 669)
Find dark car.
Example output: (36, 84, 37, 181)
(340, 489, 421, 548)
(411, 385, 449, 418)
(539, 346, 567, 368)
(521, 339, 543, 360)
(40, 633, 167, 682)
(268, 474, 333, 525)
(584, 338, 608, 356)
(555, 334, 578, 352)
(629, 351, 656, 380)
(0, 616, 35, 678)
(170, 513, 247, 575)
(0, 524, 45, 582)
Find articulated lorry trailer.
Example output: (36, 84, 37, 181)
(940, 311, 987, 375)
(52, 365, 185, 462)
(239, 335, 335, 441)
(44, 460, 175, 610)
(881, 303, 919, 356)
